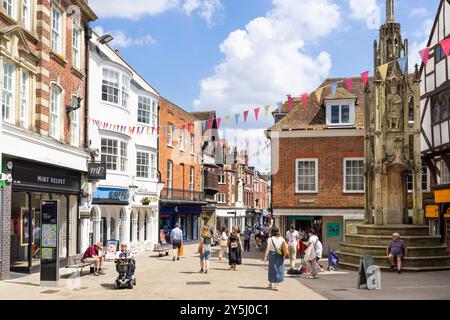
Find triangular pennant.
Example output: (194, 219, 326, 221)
(216, 117, 222, 129)
(287, 95, 294, 111)
(398, 56, 407, 74)
(225, 115, 230, 126)
(276, 102, 283, 114)
(378, 63, 389, 81)
(440, 38, 450, 57)
(264, 105, 270, 117)
(301, 93, 308, 108)
(315, 87, 323, 103)
(152, 127, 155, 135)
(330, 83, 338, 96)
(254, 107, 260, 121)
(361, 71, 369, 89)
(202, 120, 206, 132)
(344, 78, 353, 92)
(235, 113, 240, 125)
(419, 47, 431, 66)
(207, 119, 213, 130)
(243, 110, 249, 123)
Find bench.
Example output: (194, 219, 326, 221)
(153, 243, 172, 257)
(65, 254, 96, 276)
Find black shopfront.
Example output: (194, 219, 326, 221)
(6, 158, 83, 273)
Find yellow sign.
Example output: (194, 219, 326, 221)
(434, 189, 450, 203)
(425, 205, 450, 218)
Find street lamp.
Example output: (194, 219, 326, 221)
(98, 34, 114, 44)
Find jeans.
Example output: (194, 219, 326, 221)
(244, 239, 250, 251)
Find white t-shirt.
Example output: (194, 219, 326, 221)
(286, 230, 300, 247)
(269, 236, 285, 252)
(221, 232, 228, 241)
(170, 227, 183, 241)
(115, 250, 133, 259)
(308, 235, 323, 258)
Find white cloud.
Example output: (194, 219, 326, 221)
(347, 0, 380, 29)
(93, 26, 156, 48)
(409, 19, 433, 71)
(89, 0, 222, 24)
(409, 7, 428, 18)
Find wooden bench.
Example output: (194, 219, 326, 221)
(153, 243, 172, 257)
(65, 254, 96, 276)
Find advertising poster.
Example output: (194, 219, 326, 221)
(20, 208, 35, 246)
(105, 240, 119, 260)
(42, 224, 57, 248)
(41, 247, 53, 260)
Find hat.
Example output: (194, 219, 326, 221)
(95, 242, 103, 248)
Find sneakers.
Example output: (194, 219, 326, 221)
(98, 270, 105, 275)
(94, 272, 100, 276)
(173, 256, 176, 261)
(204, 269, 208, 274)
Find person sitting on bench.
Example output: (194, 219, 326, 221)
(82, 242, 105, 276)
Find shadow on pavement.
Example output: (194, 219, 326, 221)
(5, 281, 40, 287)
(238, 286, 271, 291)
(100, 283, 115, 290)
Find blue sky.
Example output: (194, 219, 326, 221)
(89, 0, 440, 171)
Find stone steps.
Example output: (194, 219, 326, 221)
(339, 261, 450, 272)
(339, 243, 448, 257)
(356, 224, 430, 236)
(339, 251, 450, 268)
(345, 234, 441, 247)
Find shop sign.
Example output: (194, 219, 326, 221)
(79, 206, 90, 219)
(425, 205, 450, 219)
(434, 189, 450, 203)
(87, 162, 107, 181)
(93, 188, 129, 204)
(326, 223, 341, 238)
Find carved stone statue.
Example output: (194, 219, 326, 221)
(386, 81, 402, 131)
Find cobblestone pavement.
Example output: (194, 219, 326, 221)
(0, 242, 325, 300)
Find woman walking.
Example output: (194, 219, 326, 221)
(228, 226, 243, 271)
(199, 225, 212, 274)
(264, 226, 288, 291)
(218, 226, 228, 261)
(303, 229, 321, 279)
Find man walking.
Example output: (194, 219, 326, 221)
(286, 225, 300, 269)
(170, 223, 183, 261)
(243, 225, 252, 252)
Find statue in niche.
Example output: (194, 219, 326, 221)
(386, 78, 402, 131)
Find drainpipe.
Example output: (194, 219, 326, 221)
(84, 26, 92, 150)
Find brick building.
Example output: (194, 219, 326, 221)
(158, 98, 205, 241)
(1, 0, 96, 278)
(266, 78, 370, 252)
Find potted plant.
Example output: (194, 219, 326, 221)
(141, 197, 151, 205)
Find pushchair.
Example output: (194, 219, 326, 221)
(114, 258, 136, 289)
(327, 248, 339, 271)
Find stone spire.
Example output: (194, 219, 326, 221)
(386, 0, 395, 22)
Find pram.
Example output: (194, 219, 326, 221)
(327, 248, 339, 271)
(114, 258, 136, 289)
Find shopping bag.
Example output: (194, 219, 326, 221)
(304, 245, 316, 261)
(179, 245, 184, 257)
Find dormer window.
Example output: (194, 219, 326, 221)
(326, 99, 356, 127)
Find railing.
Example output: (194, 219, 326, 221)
(160, 188, 205, 202)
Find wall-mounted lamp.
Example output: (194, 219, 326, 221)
(66, 96, 83, 113)
(98, 34, 114, 44)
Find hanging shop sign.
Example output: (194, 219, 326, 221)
(40, 200, 59, 287)
(425, 205, 450, 219)
(434, 189, 450, 204)
(87, 162, 107, 181)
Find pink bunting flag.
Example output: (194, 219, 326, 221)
(287, 95, 294, 111)
(216, 117, 222, 129)
(207, 119, 213, 129)
(243, 110, 249, 123)
(301, 93, 308, 108)
(344, 78, 353, 92)
(441, 38, 450, 57)
(151, 127, 155, 135)
(361, 71, 369, 89)
(254, 107, 260, 121)
(419, 47, 431, 66)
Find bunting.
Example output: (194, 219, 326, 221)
(315, 87, 323, 103)
(216, 117, 222, 129)
(361, 71, 369, 89)
(398, 56, 407, 74)
(330, 83, 337, 96)
(441, 38, 450, 57)
(287, 95, 294, 111)
(301, 93, 308, 108)
(225, 115, 230, 126)
(235, 113, 240, 125)
(254, 107, 260, 121)
(378, 63, 389, 81)
(419, 47, 431, 66)
(344, 78, 353, 92)
(243, 110, 249, 123)
(264, 105, 270, 117)
(276, 102, 283, 114)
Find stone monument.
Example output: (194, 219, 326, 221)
(339, 0, 450, 271)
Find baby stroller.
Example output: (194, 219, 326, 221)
(114, 258, 136, 289)
(327, 248, 339, 271)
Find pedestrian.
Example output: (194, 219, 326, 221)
(82, 242, 105, 276)
(303, 229, 321, 279)
(255, 227, 261, 248)
(228, 226, 243, 271)
(170, 223, 183, 261)
(218, 226, 229, 260)
(387, 232, 407, 274)
(285, 224, 300, 269)
(199, 225, 212, 274)
(263, 226, 288, 291)
(243, 225, 252, 252)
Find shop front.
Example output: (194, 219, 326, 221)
(7, 159, 83, 273)
(426, 186, 450, 246)
(159, 204, 202, 243)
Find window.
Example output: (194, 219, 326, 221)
(102, 68, 119, 104)
(435, 45, 446, 63)
(101, 139, 118, 171)
(216, 193, 226, 203)
(295, 159, 318, 193)
(2, 60, 15, 123)
(231, 175, 236, 185)
(344, 158, 365, 192)
(51, 7, 62, 54)
(407, 164, 429, 192)
(179, 128, 184, 151)
(136, 152, 150, 178)
(151, 100, 157, 126)
(72, 23, 81, 69)
(50, 86, 61, 139)
(121, 75, 130, 108)
(23, 0, 31, 30)
(218, 174, 226, 184)
(70, 96, 80, 146)
(120, 141, 127, 171)
(190, 134, 194, 154)
(20, 70, 29, 127)
(150, 152, 157, 180)
(2, 0, 16, 19)
(231, 194, 235, 204)
(326, 101, 355, 126)
(430, 90, 450, 125)
(189, 167, 194, 192)
(138, 96, 151, 124)
(167, 161, 173, 195)
(167, 123, 173, 146)
(441, 161, 450, 184)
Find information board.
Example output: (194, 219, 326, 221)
(40, 200, 59, 287)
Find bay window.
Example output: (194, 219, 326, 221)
(121, 75, 130, 108)
(150, 152, 157, 180)
(2, 60, 15, 123)
(136, 152, 149, 178)
(151, 99, 157, 126)
(101, 138, 128, 172)
(138, 96, 151, 124)
(120, 141, 127, 171)
(102, 68, 119, 104)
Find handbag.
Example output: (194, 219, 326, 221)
(271, 238, 284, 257)
(304, 244, 316, 261)
(282, 240, 290, 258)
(179, 245, 184, 257)
(220, 240, 228, 247)
(198, 242, 204, 254)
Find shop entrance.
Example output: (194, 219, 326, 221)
(288, 216, 322, 239)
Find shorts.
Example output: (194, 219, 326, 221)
(82, 257, 97, 264)
(390, 253, 403, 260)
(173, 240, 181, 249)
(200, 245, 212, 261)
